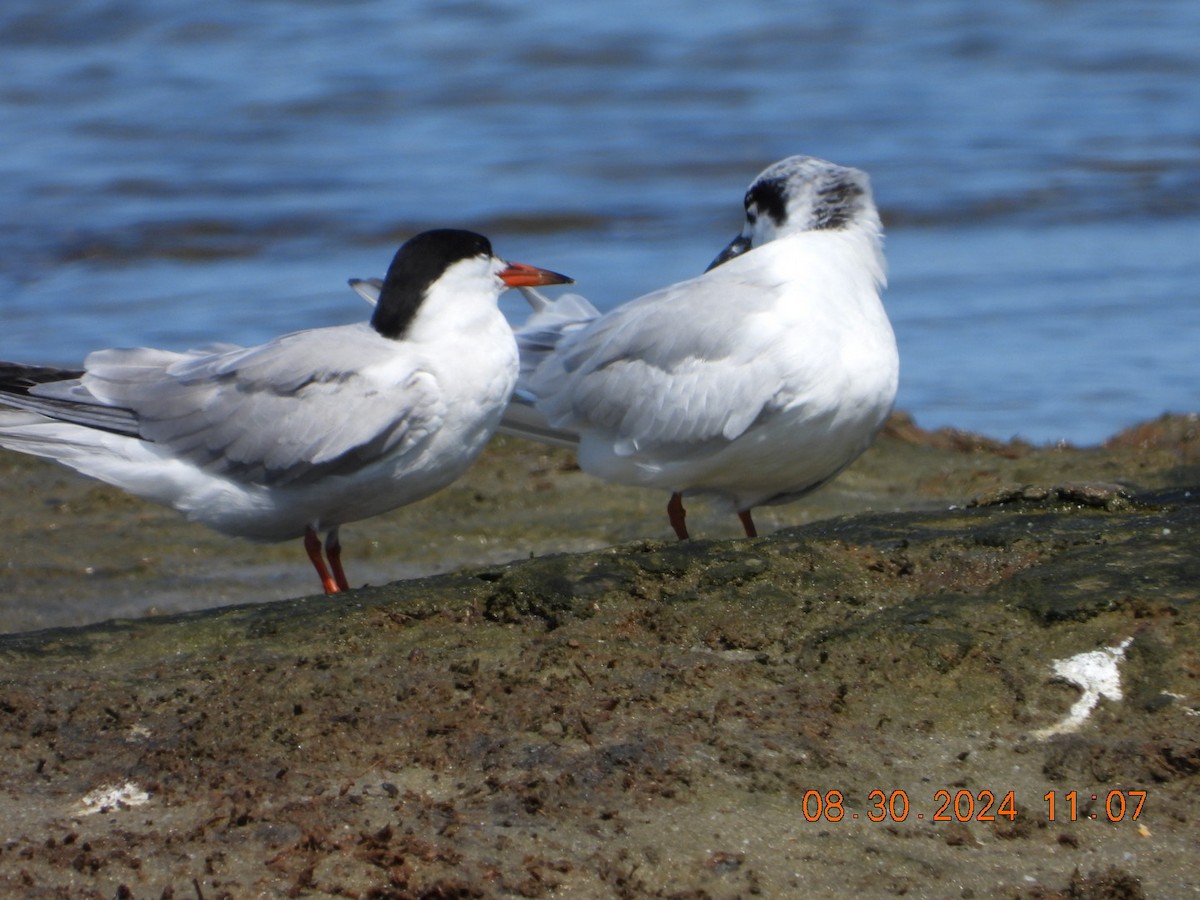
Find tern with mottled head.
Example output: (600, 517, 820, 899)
(500, 156, 899, 539)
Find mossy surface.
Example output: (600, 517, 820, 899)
(0, 413, 1198, 896)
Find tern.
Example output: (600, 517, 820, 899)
(505, 156, 898, 539)
(0, 229, 572, 594)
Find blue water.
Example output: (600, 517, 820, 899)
(1, 0, 1198, 445)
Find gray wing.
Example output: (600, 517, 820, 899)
(528, 267, 795, 456)
(512, 288, 600, 388)
(55, 325, 444, 486)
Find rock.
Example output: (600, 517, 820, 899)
(0, 412, 1197, 896)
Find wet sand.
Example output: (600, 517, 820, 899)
(1, 412, 1198, 897)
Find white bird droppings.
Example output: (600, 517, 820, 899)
(1034, 638, 1133, 740)
(77, 782, 151, 815)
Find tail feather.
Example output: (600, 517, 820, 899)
(348, 277, 383, 306)
(497, 395, 579, 449)
(494, 288, 598, 450)
(0, 361, 140, 437)
(0, 362, 84, 387)
(0, 410, 197, 511)
(512, 287, 599, 389)
(0, 409, 146, 472)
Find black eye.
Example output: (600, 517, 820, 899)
(746, 178, 788, 227)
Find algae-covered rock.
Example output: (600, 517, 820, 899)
(0, 413, 1197, 897)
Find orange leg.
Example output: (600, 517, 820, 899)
(325, 527, 350, 592)
(667, 492, 689, 540)
(304, 526, 341, 595)
(737, 509, 758, 538)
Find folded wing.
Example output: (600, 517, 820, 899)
(7, 326, 445, 487)
(527, 268, 797, 457)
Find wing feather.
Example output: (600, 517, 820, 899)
(74, 324, 444, 486)
(529, 267, 800, 453)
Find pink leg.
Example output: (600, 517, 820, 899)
(304, 526, 341, 595)
(325, 527, 350, 592)
(667, 492, 689, 540)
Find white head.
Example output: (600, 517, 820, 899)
(707, 156, 881, 270)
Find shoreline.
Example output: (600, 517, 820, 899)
(3, 410, 1195, 636)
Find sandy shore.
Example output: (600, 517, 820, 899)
(1, 412, 1198, 897)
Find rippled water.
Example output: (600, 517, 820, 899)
(2, 0, 1198, 444)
